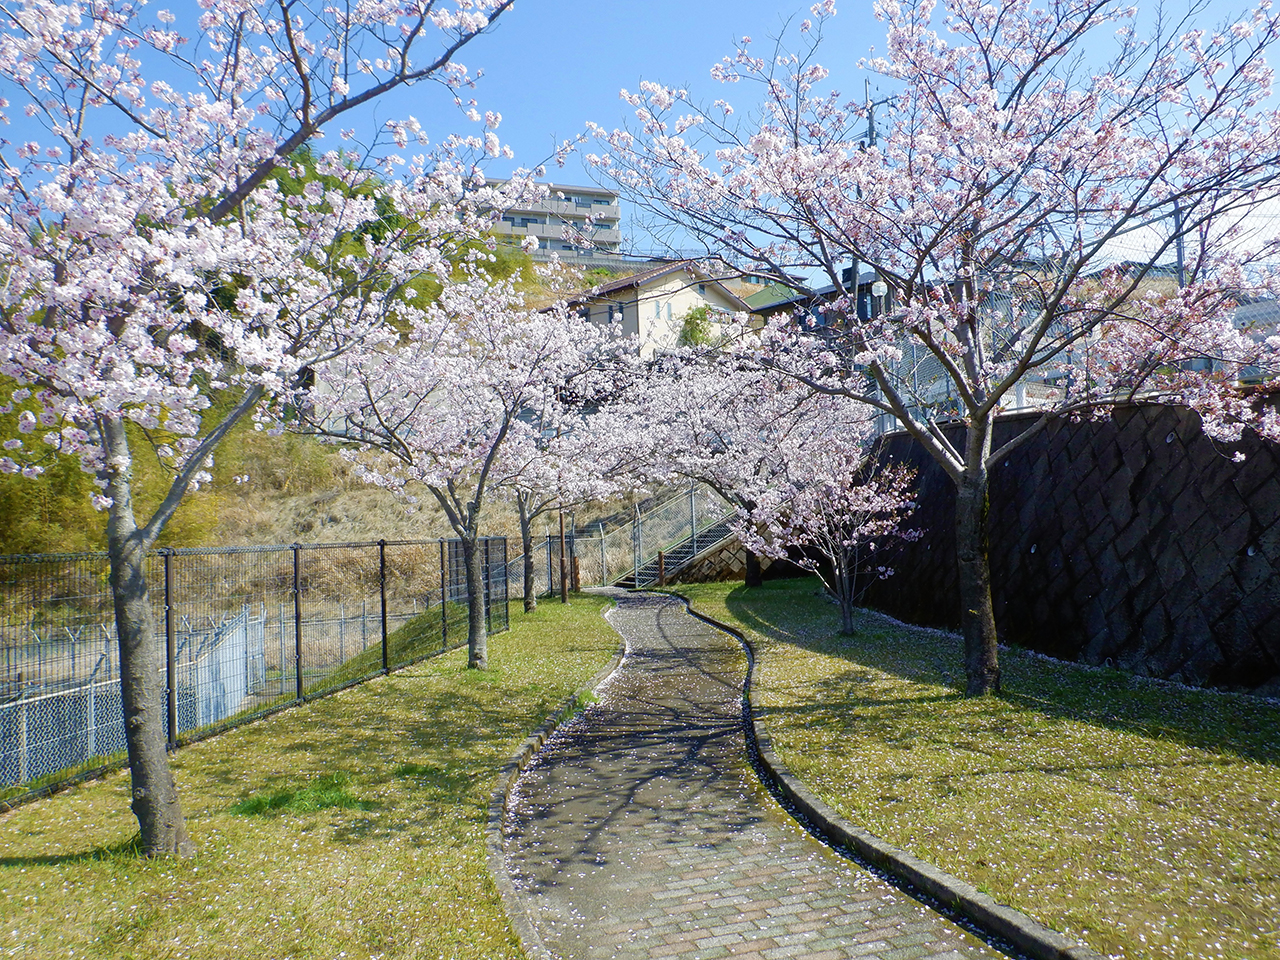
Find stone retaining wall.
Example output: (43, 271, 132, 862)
(668, 539, 773, 584)
(863, 404, 1280, 695)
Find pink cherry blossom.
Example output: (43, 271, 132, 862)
(594, 0, 1280, 696)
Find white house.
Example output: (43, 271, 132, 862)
(567, 260, 754, 359)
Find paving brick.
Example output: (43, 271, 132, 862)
(501, 593, 1004, 960)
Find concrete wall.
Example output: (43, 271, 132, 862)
(863, 404, 1280, 695)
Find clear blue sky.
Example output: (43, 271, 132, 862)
(377, 1, 889, 185)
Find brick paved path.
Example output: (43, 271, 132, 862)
(501, 593, 1005, 960)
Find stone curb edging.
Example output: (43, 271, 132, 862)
(674, 596, 1106, 960)
(485, 612, 628, 960)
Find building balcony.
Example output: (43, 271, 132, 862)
(511, 198, 621, 220)
(495, 223, 622, 245)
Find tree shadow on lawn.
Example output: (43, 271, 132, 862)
(720, 578, 1280, 767)
(0, 833, 142, 868)
(202, 664, 561, 846)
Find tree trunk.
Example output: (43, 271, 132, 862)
(518, 500, 537, 613)
(102, 418, 195, 857)
(955, 464, 1000, 695)
(744, 549, 763, 587)
(461, 535, 489, 669)
(835, 557, 856, 634)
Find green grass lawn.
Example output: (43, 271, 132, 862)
(676, 577, 1280, 960)
(0, 593, 619, 960)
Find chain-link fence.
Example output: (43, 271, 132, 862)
(504, 533, 607, 600)
(501, 486, 739, 592)
(0, 538, 507, 796)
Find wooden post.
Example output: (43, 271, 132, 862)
(657, 552, 666, 587)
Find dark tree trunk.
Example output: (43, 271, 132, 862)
(518, 497, 537, 613)
(460, 535, 489, 669)
(955, 461, 1000, 696)
(835, 555, 856, 634)
(102, 418, 195, 857)
(744, 549, 763, 587)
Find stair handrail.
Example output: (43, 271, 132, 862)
(619, 482, 737, 586)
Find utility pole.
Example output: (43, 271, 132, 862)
(1173, 199, 1186, 288)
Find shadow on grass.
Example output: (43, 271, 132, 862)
(0, 833, 142, 867)
(718, 577, 1280, 766)
(207, 646, 566, 845)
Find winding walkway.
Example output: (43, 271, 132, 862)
(501, 592, 1006, 960)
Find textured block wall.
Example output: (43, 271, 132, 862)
(863, 404, 1280, 695)
(670, 540, 774, 584)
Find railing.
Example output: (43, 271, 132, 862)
(0, 538, 508, 798)
(503, 484, 736, 590)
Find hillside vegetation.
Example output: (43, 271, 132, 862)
(0, 392, 490, 554)
(0, 251, 644, 555)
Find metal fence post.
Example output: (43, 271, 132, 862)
(439, 539, 448, 649)
(559, 509, 568, 603)
(164, 549, 176, 749)
(569, 518, 579, 591)
(600, 535, 607, 587)
(633, 505, 642, 583)
(379, 540, 389, 672)
(482, 538, 491, 631)
(690, 482, 697, 547)
(18, 688, 28, 783)
(293, 544, 303, 703)
(501, 538, 510, 630)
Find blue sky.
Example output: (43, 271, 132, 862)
(378, 1, 890, 185)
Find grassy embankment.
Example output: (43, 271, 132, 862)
(0, 593, 619, 960)
(676, 577, 1280, 960)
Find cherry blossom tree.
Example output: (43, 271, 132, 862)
(593, 0, 1280, 694)
(737, 455, 917, 635)
(308, 260, 627, 667)
(601, 341, 824, 586)
(0, 0, 526, 856)
(501, 420, 640, 612)
(602, 331, 907, 603)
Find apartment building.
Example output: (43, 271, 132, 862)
(488, 181, 626, 265)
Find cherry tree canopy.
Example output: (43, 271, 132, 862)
(608, 336, 912, 619)
(592, 0, 1280, 694)
(309, 259, 631, 667)
(0, 0, 530, 856)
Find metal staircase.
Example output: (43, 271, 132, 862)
(502, 483, 740, 597)
(607, 484, 738, 589)
(613, 515, 737, 589)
